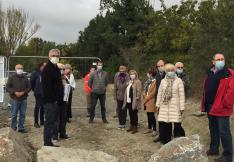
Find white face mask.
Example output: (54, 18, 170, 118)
(130, 74, 136, 80)
(90, 68, 95, 73)
(50, 57, 59, 64)
(158, 66, 165, 72)
(60, 70, 64, 75)
(147, 73, 151, 79)
(16, 69, 23, 75)
(97, 65, 103, 70)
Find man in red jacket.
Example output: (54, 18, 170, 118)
(84, 65, 96, 117)
(201, 53, 234, 162)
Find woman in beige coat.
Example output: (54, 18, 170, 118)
(155, 64, 185, 144)
(123, 70, 142, 134)
(143, 67, 157, 136)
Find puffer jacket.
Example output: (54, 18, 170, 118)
(123, 70, 142, 110)
(156, 76, 185, 123)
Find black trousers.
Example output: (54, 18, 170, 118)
(147, 112, 156, 131)
(159, 122, 172, 144)
(67, 91, 73, 119)
(174, 123, 185, 138)
(126, 103, 138, 127)
(90, 93, 106, 120)
(159, 122, 185, 144)
(34, 96, 44, 124)
(117, 100, 127, 125)
(44, 103, 59, 145)
(53, 102, 68, 137)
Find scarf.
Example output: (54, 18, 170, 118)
(162, 76, 175, 104)
(144, 78, 152, 93)
(118, 73, 126, 84)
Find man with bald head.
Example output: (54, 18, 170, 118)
(175, 62, 190, 97)
(201, 53, 234, 162)
(6, 64, 31, 133)
(42, 49, 64, 147)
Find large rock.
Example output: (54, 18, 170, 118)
(37, 146, 119, 162)
(149, 134, 208, 162)
(0, 127, 32, 162)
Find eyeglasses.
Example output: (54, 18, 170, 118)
(177, 67, 183, 69)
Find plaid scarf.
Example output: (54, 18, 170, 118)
(144, 79, 152, 93)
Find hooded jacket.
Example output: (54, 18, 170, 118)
(123, 70, 142, 110)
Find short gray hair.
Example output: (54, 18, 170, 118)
(49, 49, 60, 57)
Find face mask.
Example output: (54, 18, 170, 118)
(130, 74, 136, 80)
(97, 65, 103, 70)
(16, 69, 23, 75)
(50, 57, 59, 64)
(60, 70, 64, 75)
(215, 60, 225, 70)
(147, 73, 151, 79)
(176, 69, 183, 74)
(158, 66, 165, 72)
(90, 68, 95, 73)
(166, 72, 176, 78)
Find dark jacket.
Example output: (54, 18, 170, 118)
(201, 67, 234, 117)
(6, 73, 31, 101)
(155, 70, 166, 100)
(42, 60, 64, 104)
(30, 68, 40, 91)
(88, 70, 108, 94)
(176, 70, 190, 97)
(34, 76, 43, 98)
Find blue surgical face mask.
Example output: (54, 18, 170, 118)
(215, 60, 225, 70)
(176, 69, 183, 74)
(166, 72, 176, 78)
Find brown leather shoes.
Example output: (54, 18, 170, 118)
(131, 126, 138, 134)
(127, 125, 133, 132)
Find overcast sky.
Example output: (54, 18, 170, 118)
(2, 0, 180, 44)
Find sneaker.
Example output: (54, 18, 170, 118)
(206, 150, 219, 156)
(213, 156, 232, 162)
(18, 129, 28, 133)
(53, 136, 59, 141)
(34, 123, 40, 128)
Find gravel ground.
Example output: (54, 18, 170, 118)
(0, 80, 234, 162)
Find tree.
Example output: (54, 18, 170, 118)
(0, 5, 40, 57)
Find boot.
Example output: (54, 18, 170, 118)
(127, 125, 133, 132)
(131, 126, 138, 134)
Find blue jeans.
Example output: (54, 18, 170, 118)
(11, 99, 27, 131)
(90, 93, 106, 120)
(208, 115, 233, 161)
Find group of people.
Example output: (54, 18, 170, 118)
(113, 60, 188, 143)
(5, 49, 234, 162)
